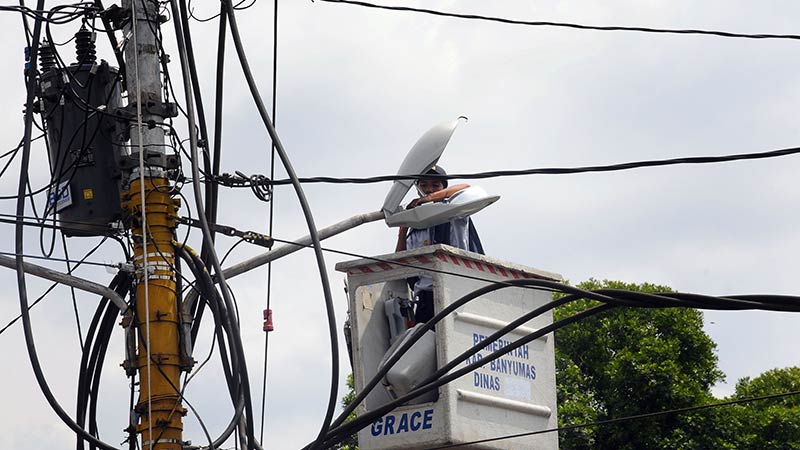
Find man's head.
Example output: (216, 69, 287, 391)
(416, 165, 448, 196)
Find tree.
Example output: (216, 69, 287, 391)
(337, 373, 359, 450)
(555, 279, 725, 450)
(726, 367, 800, 450)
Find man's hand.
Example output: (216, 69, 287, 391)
(406, 184, 471, 210)
(406, 198, 423, 209)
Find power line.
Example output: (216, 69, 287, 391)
(267, 235, 562, 291)
(0, 4, 92, 23)
(427, 389, 800, 449)
(267, 144, 800, 185)
(316, 0, 800, 42)
(0, 250, 117, 269)
(260, 0, 279, 442)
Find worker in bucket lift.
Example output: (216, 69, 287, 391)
(394, 165, 485, 323)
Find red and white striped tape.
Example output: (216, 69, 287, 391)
(347, 252, 533, 280)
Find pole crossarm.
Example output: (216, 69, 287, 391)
(0, 254, 128, 310)
(222, 209, 384, 279)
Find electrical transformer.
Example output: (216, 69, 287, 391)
(37, 28, 124, 236)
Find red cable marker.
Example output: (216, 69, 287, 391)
(263, 309, 274, 332)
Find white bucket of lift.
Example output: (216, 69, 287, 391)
(337, 245, 562, 450)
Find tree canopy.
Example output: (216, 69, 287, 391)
(555, 279, 724, 450)
(725, 367, 800, 450)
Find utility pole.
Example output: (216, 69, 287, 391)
(121, 1, 184, 449)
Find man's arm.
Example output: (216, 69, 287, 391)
(394, 184, 469, 252)
(417, 183, 470, 205)
(395, 226, 408, 252)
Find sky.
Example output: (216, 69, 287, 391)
(0, 1, 799, 449)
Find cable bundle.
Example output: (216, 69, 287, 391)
(310, 279, 800, 449)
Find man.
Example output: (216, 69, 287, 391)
(394, 165, 484, 322)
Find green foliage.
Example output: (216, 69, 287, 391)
(337, 373, 359, 450)
(725, 367, 800, 450)
(555, 279, 724, 450)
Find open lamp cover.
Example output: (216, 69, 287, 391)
(382, 118, 500, 228)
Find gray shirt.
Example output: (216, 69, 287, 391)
(405, 216, 471, 295)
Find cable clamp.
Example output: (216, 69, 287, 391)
(243, 231, 274, 248)
(116, 262, 136, 273)
(178, 217, 274, 249)
(142, 438, 183, 447)
(214, 171, 273, 203)
(133, 252, 164, 261)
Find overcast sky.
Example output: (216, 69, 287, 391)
(0, 1, 799, 449)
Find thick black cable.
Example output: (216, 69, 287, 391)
(179, 0, 220, 388)
(268, 144, 800, 186)
(0, 137, 39, 185)
(179, 248, 250, 449)
(92, 0, 127, 90)
(329, 279, 582, 432)
(178, 245, 236, 390)
(13, 7, 119, 447)
(214, 229, 800, 315)
(13, 8, 127, 449)
(17, 1, 33, 49)
(223, 2, 339, 448)
(77, 298, 110, 450)
(319, 284, 800, 447)
(175, 246, 246, 449)
(176, 0, 215, 266)
(0, 5, 87, 23)
(327, 280, 664, 442)
(182, 261, 257, 450)
(186, 0, 228, 386)
(36, 101, 61, 258)
(597, 289, 800, 312)
(317, 0, 800, 41)
(75, 274, 120, 450)
(169, 2, 260, 449)
(316, 304, 615, 449)
(87, 281, 127, 448)
(426, 389, 800, 449)
(210, 1, 226, 233)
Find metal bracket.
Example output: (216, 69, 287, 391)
(178, 217, 274, 249)
(115, 100, 178, 121)
(101, 4, 131, 30)
(118, 153, 181, 172)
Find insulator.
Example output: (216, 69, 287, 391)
(74, 26, 96, 65)
(39, 41, 56, 72)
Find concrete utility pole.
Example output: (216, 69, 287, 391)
(121, 1, 184, 449)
